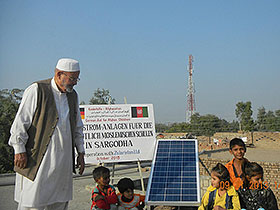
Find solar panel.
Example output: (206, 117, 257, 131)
(145, 139, 200, 206)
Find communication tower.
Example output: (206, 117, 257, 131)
(186, 55, 196, 122)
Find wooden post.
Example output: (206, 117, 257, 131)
(111, 163, 116, 185)
(137, 159, 145, 194)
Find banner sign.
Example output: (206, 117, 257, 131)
(80, 104, 156, 164)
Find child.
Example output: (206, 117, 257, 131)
(199, 163, 240, 210)
(117, 178, 145, 210)
(225, 138, 249, 190)
(238, 162, 278, 210)
(91, 166, 118, 210)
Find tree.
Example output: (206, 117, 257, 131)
(227, 120, 239, 132)
(166, 122, 191, 133)
(155, 123, 170, 133)
(275, 110, 280, 131)
(89, 88, 116, 105)
(265, 111, 276, 131)
(189, 113, 202, 135)
(79, 101, 86, 105)
(192, 114, 221, 137)
(256, 107, 280, 131)
(256, 107, 266, 131)
(0, 89, 23, 144)
(235, 101, 254, 131)
(0, 89, 23, 173)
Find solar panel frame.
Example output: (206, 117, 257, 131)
(145, 139, 201, 206)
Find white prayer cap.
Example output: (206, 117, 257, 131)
(56, 58, 80, 72)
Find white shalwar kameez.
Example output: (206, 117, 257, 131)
(9, 78, 84, 208)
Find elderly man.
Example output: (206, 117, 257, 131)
(9, 58, 85, 210)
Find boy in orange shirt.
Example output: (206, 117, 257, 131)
(225, 138, 249, 190)
(117, 178, 145, 210)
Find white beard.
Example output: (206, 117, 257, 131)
(66, 86, 73, 93)
(61, 78, 74, 93)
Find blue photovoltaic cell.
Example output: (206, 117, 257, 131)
(145, 139, 200, 206)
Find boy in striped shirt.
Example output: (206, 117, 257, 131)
(91, 166, 118, 210)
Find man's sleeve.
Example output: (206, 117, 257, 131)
(74, 96, 85, 153)
(8, 83, 38, 154)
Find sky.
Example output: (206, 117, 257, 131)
(0, 0, 279, 123)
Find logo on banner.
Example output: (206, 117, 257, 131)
(80, 107, 85, 119)
(131, 107, 148, 118)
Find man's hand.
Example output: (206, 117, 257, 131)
(76, 152, 85, 175)
(14, 152, 27, 169)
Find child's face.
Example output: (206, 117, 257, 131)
(96, 173, 110, 188)
(248, 173, 263, 184)
(123, 188, 134, 200)
(211, 172, 220, 189)
(230, 145, 245, 160)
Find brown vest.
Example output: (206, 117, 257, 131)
(14, 78, 78, 181)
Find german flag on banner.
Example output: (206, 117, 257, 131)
(80, 107, 85, 119)
(131, 107, 148, 118)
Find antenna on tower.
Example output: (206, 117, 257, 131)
(186, 54, 196, 123)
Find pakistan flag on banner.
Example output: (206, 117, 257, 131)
(131, 107, 148, 118)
